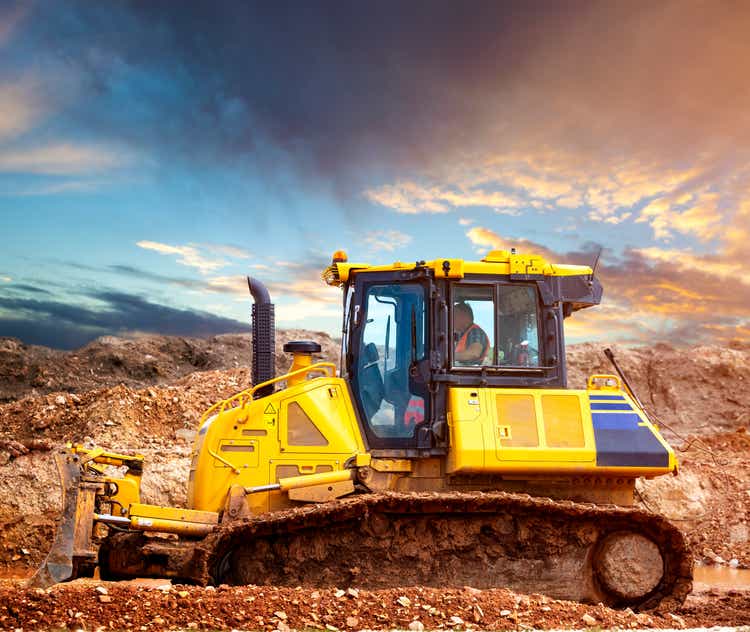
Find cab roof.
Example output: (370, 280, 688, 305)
(323, 249, 593, 287)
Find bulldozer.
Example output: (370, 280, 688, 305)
(30, 249, 693, 610)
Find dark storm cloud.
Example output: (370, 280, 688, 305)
(0, 290, 248, 350)
(59, 262, 197, 288)
(20, 0, 750, 192)
(107, 264, 207, 290)
(15, 0, 575, 190)
(5, 283, 52, 295)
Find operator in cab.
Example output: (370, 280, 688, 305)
(454, 302, 490, 365)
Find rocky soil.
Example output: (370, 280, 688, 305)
(0, 332, 749, 629)
(1, 580, 749, 631)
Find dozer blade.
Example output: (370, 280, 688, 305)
(27, 450, 85, 588)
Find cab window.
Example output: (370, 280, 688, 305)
(452, 286, 494, 366)
(498, 285, 540, 367)
(452, 284, 541, 367)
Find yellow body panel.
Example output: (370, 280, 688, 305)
(447, 386, 676, 477)
(187, 375, 365, 514)
(327, 250, 592, 286)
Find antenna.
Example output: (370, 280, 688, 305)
(591, 247, 603, 277)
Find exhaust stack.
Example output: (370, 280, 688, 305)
(247, 277, 275, 398)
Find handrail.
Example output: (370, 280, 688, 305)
(207, 448, 240, 474)
(244, 362, 336, 401)
(198, 362, 337, 426)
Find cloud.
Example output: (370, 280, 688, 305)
(7, 2, 750, 206)
(3, 2, 748, 191)
(0, 1, 29, 48)
(136, 240, 228, 274)
(0, 80, 45, 142)
(465, 226, 558, 260)
(107, 264, 209, 291)
(1, 179, 102, 196)
(0, 290, 248, 349)
(199, 243, 252, 259)
(7, 283, 52, 295)
(633, 247, 750, 286)
(461, 227, 750, 346)
(267, 278, 340, 305)
(585, 247, 750, 345)
(0, 276, 11, 282)
(91, 259, 341, 309)
(274, 299, 341, 323)
(0, 142, 129, 175)
(362, 229, 412, 252)
(458, 218, 474, 226)
(364, 180, 523, 214)
(201, 275, 246, 296)
(363, 182, 451, 214)
(636, 192, 724, 242)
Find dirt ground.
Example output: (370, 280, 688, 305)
(0, 332, 749, 629)
(1, 580, 749, 631)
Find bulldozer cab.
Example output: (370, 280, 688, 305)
(336, 253, 603, 453)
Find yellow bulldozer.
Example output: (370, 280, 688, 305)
(31, 249, 693, 610)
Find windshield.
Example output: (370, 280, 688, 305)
(356, 282, 427, 439)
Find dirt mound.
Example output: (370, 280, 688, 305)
(567, 342, 750, 438)
(0, 329, 339, 403)
(638, 428, 750, 568)
(0, 369, 250, 448)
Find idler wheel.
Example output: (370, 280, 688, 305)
(595, 532, 664, 601)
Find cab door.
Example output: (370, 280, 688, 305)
(348, 274, 431, 450)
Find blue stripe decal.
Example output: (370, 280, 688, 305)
(592, 413, 669, 467)
(590, 412, 641, 430)
(588, 395, 626, 401)
(590, 402, 633, 411)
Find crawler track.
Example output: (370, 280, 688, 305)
(100, 492, 693, 611)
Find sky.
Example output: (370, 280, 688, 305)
(0, 0, 749, 349)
